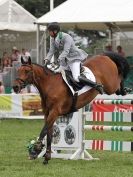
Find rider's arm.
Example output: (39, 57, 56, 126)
(45, 38, 55, 61)
(58, 35, 72, 63)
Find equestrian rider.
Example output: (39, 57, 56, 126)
(44, 22, 103, 94)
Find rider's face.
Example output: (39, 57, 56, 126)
(48, 31, 54, 37)
(48, 30, 57, 38)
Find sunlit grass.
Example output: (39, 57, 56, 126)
(0, 119, 133, 177)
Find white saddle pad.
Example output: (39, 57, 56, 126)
(61, 66, 96, 96)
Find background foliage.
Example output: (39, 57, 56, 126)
(15, 0, 67, 18)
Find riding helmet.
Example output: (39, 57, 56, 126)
(47, 22, 60, 32)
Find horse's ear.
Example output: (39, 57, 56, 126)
(21, 56, 25, 64)
(28, 56, 32, 65)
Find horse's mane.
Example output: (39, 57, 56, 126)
(103, 52, 130, 79)
(32, 63, 44, 69)
(32, 63, 50, 75)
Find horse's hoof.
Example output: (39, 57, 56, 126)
(44, 152, 51, 160)
(43, 160, 48, 165)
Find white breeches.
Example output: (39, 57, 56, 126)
(69, 61, 81, 82)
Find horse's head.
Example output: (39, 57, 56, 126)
(13, 56, 33, 93)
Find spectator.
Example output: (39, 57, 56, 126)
(0, 81, 5, 93)
(11, 46, 18, 63)
(21, 48, 31, 61)
(105, 44, 113, 52)
(1, 51, 12, 71)
(15, 50, 21, 62)
(116, 45, 125, 57)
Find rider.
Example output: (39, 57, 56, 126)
(44, 22, 103, 94)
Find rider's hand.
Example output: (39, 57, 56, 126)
(44, 59, 49, 66)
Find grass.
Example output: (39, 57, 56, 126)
(0, 119, 133, 177)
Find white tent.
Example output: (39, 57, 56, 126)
(0, 0, 37, 57)
(0, 0, 37, 32)
(36, 0, 133, 31)
(36, 0, 133, 63)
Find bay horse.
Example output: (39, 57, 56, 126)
(13, 52, 130, 164)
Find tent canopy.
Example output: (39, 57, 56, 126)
(0, 0, 37, 32)
(0, 0, 39, 56)
(36, 0, 133, 31)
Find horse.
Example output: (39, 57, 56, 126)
(13, 52, 130, 164)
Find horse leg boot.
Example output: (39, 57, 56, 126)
(42, 109, 59, 164)
(119, 80, 132, 95)
(43, 128, 53, 165)
(78, 75, 104, 94)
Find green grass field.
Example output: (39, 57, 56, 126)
(0, 119, 133, 177)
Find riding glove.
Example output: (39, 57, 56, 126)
(53, 66, 63, 73)
(47, 63, 56, 70)
(44, 59, 49, 66)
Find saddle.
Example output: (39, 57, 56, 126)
(46, 62, 86, 92)
(45, 63, 103, 94)
(65, 70, 104, 94)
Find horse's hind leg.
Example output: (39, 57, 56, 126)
(115, 80, 127, 95)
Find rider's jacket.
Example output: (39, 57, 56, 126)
(46, 32, 88, 66)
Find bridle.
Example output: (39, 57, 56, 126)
(16, 77, 29, 89)
(16, 64, 37, 89)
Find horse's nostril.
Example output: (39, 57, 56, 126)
(13, 85, 20, 93)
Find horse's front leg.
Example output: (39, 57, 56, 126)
(43, 126, 53, 164)
(29, 116, 48, 160)
(43, 109, 59, 164)
(38, 109, 59, 164)
(32, 120, 52, 164)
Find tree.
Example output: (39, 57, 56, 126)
(15, 0, 66, 18)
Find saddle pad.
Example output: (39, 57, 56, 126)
(61, 66, 96, 96)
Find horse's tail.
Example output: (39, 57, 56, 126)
(103, 52, 130, 79)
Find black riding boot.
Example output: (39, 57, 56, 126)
(78, 76, 104, 94)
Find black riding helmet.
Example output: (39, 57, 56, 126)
(47, 22, 60, 33)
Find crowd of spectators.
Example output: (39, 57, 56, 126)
(0, 46, 31, 72)
(105, 44, 126, 57)
(0, 46, 37, 94)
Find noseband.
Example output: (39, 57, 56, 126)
(16, 77, 30, 89)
